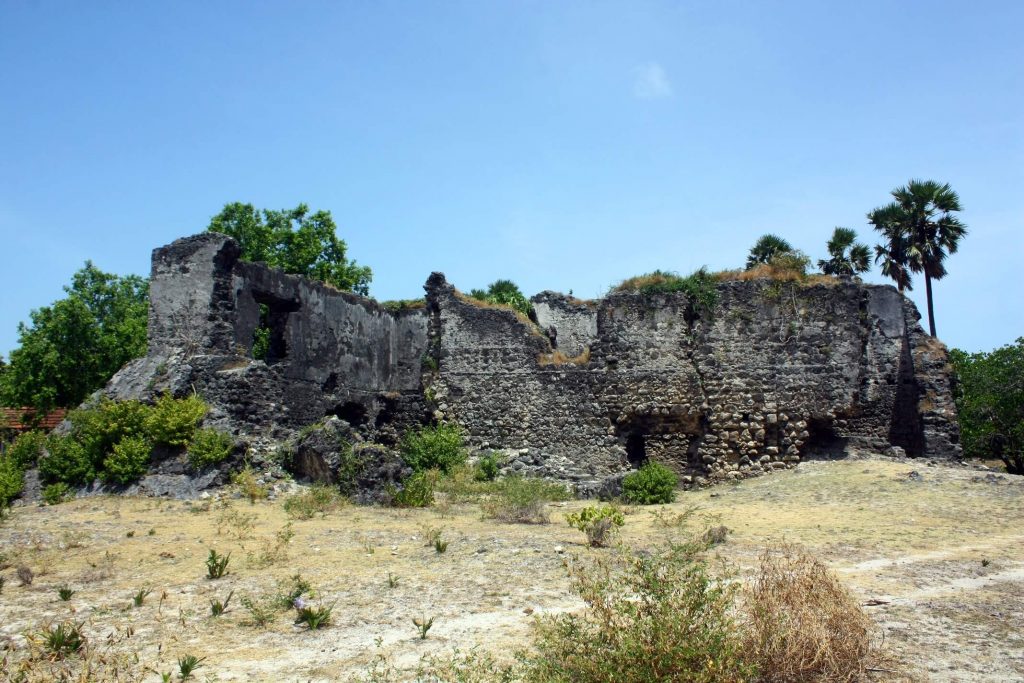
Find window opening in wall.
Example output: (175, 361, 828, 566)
(626, 432, 647, 467)
(251, 293, 300, 365)
(330, 401, 368, 427)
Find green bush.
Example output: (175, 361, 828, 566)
(145, 393, 208, 446)
(188, 428, 234, 469)
(40, 435, 94, 486)
(390, 470, 436, 508)
(69, 398, 150, 469)
(6, 430, 47, 468)
(102, 435, 151, 485)
(622, 462, 678, 504)
(612, 268, 719, 315)
(566, 504, 625, 547)
(474, 452, 500, 481)
(0, 455, 25, 508)
(400, 424, 466, 473)
(481, 475, 571, 524)
(526, 543, 752, 682)
(42, 482, 72, 505)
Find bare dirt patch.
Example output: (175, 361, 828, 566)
(1, 456, 1022, 681)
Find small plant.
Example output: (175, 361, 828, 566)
(0, 576, 5, 593)
(206, 549, 231, 579)
(400, 423, 466, 473)
(246, 522, 294, 568)
(293, 597, 334, 630)
(40, 620, 86, 658)
(177, 653, 206, 681)
(474, 452, 500, 481)
(283, 483, 344, 519)
(42, 482, 72, 505)
(17, 564, 34, 586)
(188, 427, 234, 469)
(480, 475, 571, 524)
(414, 615, 435, 639)
(232, 464, 269, 503)
(133, 587, 152, 607)
(275, 573, 313, 610)
(126, 530, 136, 538)
(622, 461, 678, 504)
(58, 584, 75, 601)
(386, 572, 399, 588)
(149, 527, 157, 536)
(210, 590, 233, 617)
(240, 595, 276, 628)
(982, 558, 991, 567)
(434, 536, 449, 554)
(566, 505, 625, 547)
(390, 470, 437, 508)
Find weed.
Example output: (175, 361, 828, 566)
(206, 549, 231, 579)
(240, 595, 277, 628)
(17, 565, 33, 586)
(434, 536, 449, 554)
(413, 615, 435, 639)
(284, 483, 345, 519)
(39, 620, 86, 658)
(216, 507, 256, 540)
(246, 522, 294, 568)
(126, 530, 136, 538)
(702, 525, 729, 546)
(210, 590, 233, 617)
(274, 573, 313, 610)
(293, 598, 334, 630)
(177, 653, 206, 680)
(149, 527, 157, 536)
(386, 572, 399, 588)
(232, 464, 269, 503)
(474, 452, 501, 481)
(57, 584, 75, 601)
(982, 558, 991, 567)
(612, 267, 719, 315)
(480, 475, 571, 524)
(132, 587, 152, 607)
(390, 470, 437, 508)
(0, 576, 5, 594)
(566, 505, 625, 547)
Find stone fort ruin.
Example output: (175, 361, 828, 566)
(106, 233, 960, 490)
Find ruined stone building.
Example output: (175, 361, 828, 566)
(107, 233, 961, 489)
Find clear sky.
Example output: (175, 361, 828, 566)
(1, 1, 1021, 357)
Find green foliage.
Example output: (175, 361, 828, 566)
(480, 475, 571, 524)
(145, 393, 208, 447)
(413, 615, 435, 640)
(766, 250, 811, 278)
(58, 584, 75, 601)
(951, 339, 1024, 474)
(6, 430, 46, 468)
(283, 484, 345, 519)
(40, 435, 94, 487)
(622, 462, 678, 504)
(566, 505, 625, 547)
(206, 549, 231, 579)
(208, 202, 372, 294)
(526, 543, 752, 683)
(0, 454, 25, 509)
(42, 482, 72, 505)
(381, 299, 426, 313)
(187, 428, 234, 469)
(0, 262, 148, 411)
(252, 303, 271, 360)
(102, 435, 151, 485)
(132, 587, 152, 607)
(474, 452, 500, 481)
(232, 464, 269, 503)
(746, 234, 794, 269)
(469, 279, 532, 317)
(210, 590, 233, 617)
(390, 470, 436, 508)
(293, 599, 334, 630)
(40, 620, 86, 659)
(177, 654, 206, 681)
(400, 423, 466, 473)
(240, 594, 277, 628)
(818, 227, 871, 276)
(612, 268, 719, 315)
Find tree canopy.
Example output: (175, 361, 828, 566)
(868, 180, 967, 337)
(950, 339, 1024, 475)
(818, 227, 870, 276)
(0, 263, 149, 411)
(745, 234, 794, 269)
(469, 279, 532, 317)
(208, 202, 372, 295)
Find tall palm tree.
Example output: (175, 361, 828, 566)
(868, 180, 967, 337)
(746, 234, 793, 269)
(818, 227, 871, 276)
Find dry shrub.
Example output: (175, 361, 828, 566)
(715, 263, 805, 282)
(453, 291, 541, 334)
(743, 543, 871, 682)
(537, 347, 591, 366)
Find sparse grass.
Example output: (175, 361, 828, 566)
(454, 290, 543, 335)
(537, 346, 591, 366)
(283, 483, 346, 519)
(246, 522, 294, 568)
(39, 620, 86, 658)
(611, 268, 719, 314)
(210, 590, 233, 617)
(232, 464, 269, 503)
(480, 475, 571, 524)
(132, 587, 152, 607)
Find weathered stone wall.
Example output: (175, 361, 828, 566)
(107, 233, 960, 488)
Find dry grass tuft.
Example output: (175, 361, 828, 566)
(743, 543, 872, 683)
(612, 271, 686, 292)
(537, 347, 591, 366)
(453, 291, 542, 335)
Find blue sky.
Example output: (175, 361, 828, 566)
(1, 1, 1021, 356)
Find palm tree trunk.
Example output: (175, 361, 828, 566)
(924, 272, 937, 337)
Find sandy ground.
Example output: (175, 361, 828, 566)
(1, 456, 1022, 682)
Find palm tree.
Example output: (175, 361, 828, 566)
(818, 227, 871, 276)
(746, 234, 793, 269)
(868, 180, 967, 337)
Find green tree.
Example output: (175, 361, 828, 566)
(817, 227, 870, 276)
(746, 234, 794, 269)
(0, 263, 148, 411)
(469, 279, 532, 317)
(950, 339, 1024, 475)
(208, 202, 372, 294)
(868, 180, 967, 337)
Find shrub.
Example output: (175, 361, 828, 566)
(468, 279, 533, 317)
(42, 482, 72, 505)
(6, 430, 46, 468)
(474, 452, 500, 481)
(0, 455, 25, 508)
(145, 393, 208, 446)
(232, 464, 268, 503)
(39, 620, 86, 659)
(293, 598, 334, 630)
(101, 435, 151, 485)
(68, 398, 150, 469)
(480, 475, 571, 524)
(188, 428, 234, 469)
(206, 549, 231, 579)
(622, 462, 678, 505)
(566, 505, 625, 547)
(40, 435, 94, 486)
(743, 543, 871, 682)
(391, 470, 436, 508)
(400, 423, 466, 473)
(611, 268, 719, 315)
(284, 484, 345, 519)
(526, 542, 752, 682)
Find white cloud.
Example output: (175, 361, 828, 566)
(633, 62, 673, 99)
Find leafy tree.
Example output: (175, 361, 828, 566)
(208, 202, 372, 294)
(950, 339, 1024, 475)
(818, 227, 870, 276)
(868, 180, 967, 337)
(746, 234, 794, 269)
(0, 263, 148, 411)
(469, 279, 532, 317)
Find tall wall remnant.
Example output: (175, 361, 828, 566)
(107, 233, 960, 487)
